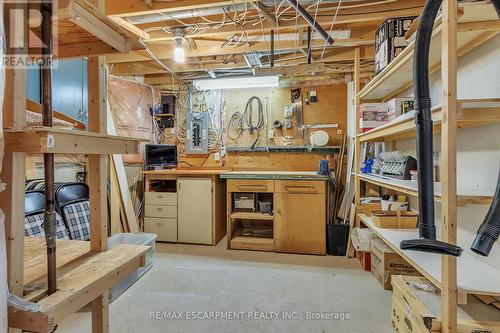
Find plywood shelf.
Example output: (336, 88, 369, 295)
(359, 214, 500, 296)
(358, 99, 500, 142)
(9, 238, 150, 333)
(358, 173, 493, 206)
(3, 126, 144, 154)
(230, 236, 274, 252)
(230, 212, 274, 221)
(357, 3, 500, 101)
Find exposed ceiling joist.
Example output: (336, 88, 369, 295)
(109, 46, 374, 75)
(106, 0, 255, 17)
(106, 32, 374, 63)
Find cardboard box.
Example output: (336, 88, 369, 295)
(359, 119, 388, 131)
(387, 97, 415, 121)
(370, 239, 420, 289)
(392, 275, 500, 333)
(359, 197, 382, 216)
(359, 103, 388, 112)
(375, 17, 417, 74)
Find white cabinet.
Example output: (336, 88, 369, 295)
(177, 178, 213, 245)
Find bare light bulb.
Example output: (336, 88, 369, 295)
(174, 46, 185, 63)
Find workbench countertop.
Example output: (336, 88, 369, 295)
(220, 171, 331, 180)
(141, 169, 231, 175)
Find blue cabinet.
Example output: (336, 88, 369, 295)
(26, 58, 88, 127)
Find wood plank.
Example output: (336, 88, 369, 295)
(230, 212, 274, 221)
(441, 1, 458, 332)
(9, 245, 149, 332)
(107, 105, 139, 233)
(3, 127, 142, 154)
(354, 47, 361, 208)
(26, 99, 86, 130)
(87, 56, 108, 252)
(0, 54, 27, 301)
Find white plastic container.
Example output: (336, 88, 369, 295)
(350, 227, 378, 252)
(108, 233, 157, 302)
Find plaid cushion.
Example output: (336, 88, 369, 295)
(24, 213, 71, 240)
(62, 201, 90, 241)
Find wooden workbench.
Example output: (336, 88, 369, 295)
(222, 171, 331, 255)
(142, 169, 231, 245)
(8, 238, 149, 332)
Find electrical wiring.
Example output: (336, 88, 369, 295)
(320, 0, 342, 60)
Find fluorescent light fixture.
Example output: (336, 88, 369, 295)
(193, 75, 279, 91)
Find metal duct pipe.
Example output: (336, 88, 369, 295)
(40, 2, 57, 294)
(286, 0, 334, 45)
(400, 0, 500, 257)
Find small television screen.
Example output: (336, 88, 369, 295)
(145, 144, 177, 168)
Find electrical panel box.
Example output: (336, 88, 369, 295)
(186, 112, 209, 154)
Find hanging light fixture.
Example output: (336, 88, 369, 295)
(173, 28, 185, 63)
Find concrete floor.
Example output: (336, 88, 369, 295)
(58, 239, 393, 333)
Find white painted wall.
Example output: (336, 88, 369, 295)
(396, 34, 500, 268)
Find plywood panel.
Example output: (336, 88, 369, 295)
(178, 84, 346, 171)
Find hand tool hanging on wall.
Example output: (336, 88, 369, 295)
(400, 0, 500, 257)
(40, 1, 57, 294)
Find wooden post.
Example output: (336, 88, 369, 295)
(354, 47, 361, 207)
(87, 56, 110, 333)
(0, 68, 26, 299)
(440, 0, 458, 332)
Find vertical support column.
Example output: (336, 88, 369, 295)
(440, 0, 458, 332)
(0, 68, 26, 299)
(353, 48, 361, 208)
(87, 56, 109, 333)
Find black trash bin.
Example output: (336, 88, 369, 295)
(326, 223, 350, 256)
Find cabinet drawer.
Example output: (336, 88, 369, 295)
(227, 179, 274, 193)
(145, 192, 177, 206)
(145, 204, 177, 218)
(275, 180, 326, 194)
(144, 217, 177, 242)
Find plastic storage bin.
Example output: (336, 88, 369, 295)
(108, 233, 157, 302)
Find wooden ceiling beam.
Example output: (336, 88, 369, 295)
(106, 31, 374, 63)
(106, 0, 255, 17)
(110, 45, 374, 75)
(141, 7, 421, 42)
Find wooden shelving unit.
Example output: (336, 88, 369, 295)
(358, 214, 500, 297)
(358, 99, 500, 143)
(230, 212, 274, 221)
(352, 2, 500, 331)
(0, 2, 144, 332)
(357, 3, 499, 102)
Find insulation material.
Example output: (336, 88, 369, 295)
(108, 76, 159, 164)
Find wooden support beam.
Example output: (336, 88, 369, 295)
(440, 0, 458, 332)
(87, 55, 109, 333)
(353, 47, 361, 207)
(252, 1, 277, 27)
(0, 15, 27, 306)
(109, 16, 150, 40)
(106, 0, 254, 17)
(253, 63, 324, 75)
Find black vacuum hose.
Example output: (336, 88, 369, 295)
(400, 0, 500, 256)
(472, 167, 500, 256)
